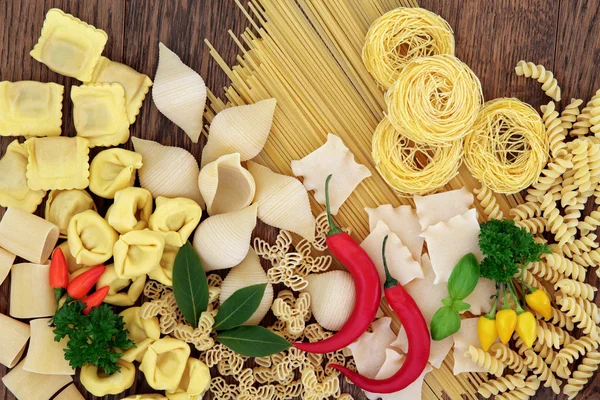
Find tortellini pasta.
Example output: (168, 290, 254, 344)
(67, 210, 119, 265)
(149, 196, 202, 247)
(56, 241, 84, 273)
(123, 396, 167, 400)
(166, 358, 211, 400)
(45, 189, 96, 237)
(140, 337, 191, 392)
(0, 81, 63, 137)
(113, 229, 165, 279)
(119, 306, 160, 363)
(80, 360, 135, 397)
(89, 148, 143, 198)
(106, 187, 153, 234)
(96, 264, 146, 306)
(148, 244, 179, 287)
(0, 140, 46, 213)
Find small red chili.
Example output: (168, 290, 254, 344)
(67, 265, 106, 300)
(293, 175, 381, 354)
(82, 286, 110, 315)
(331, 235, 430, 393)
(49, 247, 70, 313)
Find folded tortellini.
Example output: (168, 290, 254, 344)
(80, 360, 135, 397)
(119, 306, 160, 363)
(166, 358, 211, 400)
(123, 396, 167, 400)
(68, 210, 119, 265)
(56, 241, 84, 273)
(106, 187, 153, 234)
(149, 196, 202, 247)
(89, 148, 143, 198)
(97, 264, 146, 306)
(114, 229, 165, 279)
(140, 338, 191, 392)
(45, 189, 96, 237)
(148, 244, 179, 287)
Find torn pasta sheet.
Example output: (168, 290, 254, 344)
(348, 317, 397, 379)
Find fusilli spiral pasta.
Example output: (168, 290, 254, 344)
(557, 297, 598, 340)
(495, 376, 540, 400)
(515, 60, 561, 101)
(555, 279, 597, 301)
(536, 306, 575, 331)
(464, 346, 505, 377)
(490, 343, 528, 374)
(563, 351, 600, 399)
(528, 260, 565, 284)
(543, 252, 587, 282)
(510, 202, 543, 221)
(515, 217, 547, 234)
(541, 193, 572, 246)
(560, 98, 583, 131)
(526, 157, 572, 202)
(474, 184, 504, 220)
(541, 101, 567, 158)
(477, 374, 527, 398)
(523, 349, 562, 394)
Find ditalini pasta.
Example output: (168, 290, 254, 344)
(0, 207, 59, 263)
(30, 8, 108, 81)
(67, 210, 118, 265)
(199, 153, 255, 216)
(97, 264, 146, 306)
(153, 43, 206, 143)
(1, 360, 72, 400)
(56, 241, 84, 273)
(71, 83, 130, 147)
(80, 360, 135, 397)
(149, 196, 202, 247)
(45, 189, 96, 237)
(166, 358, 211, 399)
(0, 313, 30, 368)
(291, 133, 371, 215)
(119, 307, 160, 363)
(0, 81, 63, 137)
(140, 338, 191, 392)
(10, 263, 56, 318)
(131, 137, 204, 207)
(220, 249, 274, 325)
(89, 56, 152, 124)
(201, 99, 277, 166)
(24, 318, 74, 375)
(53, 384, 85, 400)
(25, 136, 90, 190)
(113, 229, 165, 279)
(304, 270, 355, 331)
(0, 140, 46, 213)
(0, 247, 16, 286)
(192, 204, 258, 271)
(89, 148, 143, 198)
(106, 187, 153, 234)
(248, 161, 315, 241)
(414, 187, 475, 230)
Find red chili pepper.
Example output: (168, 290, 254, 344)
(331, 235, 430, 393)
(67, 265, 106, 300)
(49, 247, 70, 313)
(82, 286, 110, 315)
(293, 175, 381, 354)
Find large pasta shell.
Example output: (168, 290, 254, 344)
(198, 153, 255, 216)
(152, 43, 206, 143)
(304, 270, 356, 331)
(247, 161, 315, 241)
(192, 204, 258, 271)
(220, 248, 273, 325)
(131, 137, 204, 208)
(201, 99, 277, 167)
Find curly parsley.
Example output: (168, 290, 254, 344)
(53, 302, 135, 375)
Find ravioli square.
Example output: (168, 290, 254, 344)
(89, 57, 152, 123)
(0, 81, 63, 137)
(25, 137, 90, 190)
(30, 8, 108, 82)
(71, 83, 130, 147)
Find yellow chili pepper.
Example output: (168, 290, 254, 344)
(526, 289, 552, 320)
(477, 316, 498, 351)
(515, 311, 538, 348)
(496, 309, 517, 344)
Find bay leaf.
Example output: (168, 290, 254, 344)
(214, 283, 266, 330)
(216, 326, 291, 357)
(172, 241, 209, 328)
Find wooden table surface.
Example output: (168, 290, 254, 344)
(1, 0, 600, 399)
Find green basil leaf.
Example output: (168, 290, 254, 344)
(216, 326, 291, 357)
(214, 283, 267, 331)
(452, 299, 471, 313)
(430, 306, 461, 341)
(448, 253, 480, 300)
(441, 297, 454, 308)
(172, 242, 209, 328)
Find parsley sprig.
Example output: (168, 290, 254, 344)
(53, 301, 135, 374)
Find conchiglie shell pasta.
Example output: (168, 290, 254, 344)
(304, 270, 356, 331)
(140, 338, 191, 392)
(193, 204, 258, 271)
(68, 210, 118, 265)
(89, 148, 143, 199)
(153, 43, 206, 143)
(198, 153, 255, 216)
(220, 249, 274, 325)
(149, 197, 202, 247)
(132, 137, 204, 207)
(113, 229, 165, 280)
(201, 99, 277, 167)
(45, 189, 96, 237)
(248, 161, 315, 241)
(106, 187, 153, 234)
(80, 360, 135, 397)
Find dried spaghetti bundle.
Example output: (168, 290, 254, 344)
(372, 117, 462, 195)
(464, 98, 548, 194)
(362, 7, 455, 88)
(385, 54, 483, 145)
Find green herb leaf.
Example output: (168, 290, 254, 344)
(430, 306, 461, 341)
(448, 253, 480, 300)
(451, 299, 471, 313)
(216, 326, 291, 357)
(441, 297, 454, 307)
(172, 241, 209, 328)
(214, 283, 267, 330)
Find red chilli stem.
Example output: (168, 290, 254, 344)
(325, 174, 342, 236)
(382, 235, 399, 289)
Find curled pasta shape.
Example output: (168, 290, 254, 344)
(558, 297, 598, 340)
(477, 373, 527, 398)
(144, 280, 167, 301)
(304, 323, 333, 343)
(295, 239, 332, 277)
(274, 380, 304, 400)
(543, 252, 587, 282)
(537, 319, 574, 348)
(571, 90, 600, 137)
(509, 202, 542, 221)
(515, 217, 546, 235)
(541, 101, 567, 158)
(209, 377, 240, 400)
(526, 156, 572, 202)
(541, 193, 572, 247)
(579, 209, 600, 234)
(523, 349, 562, 394)
(528, 260, 565, 284)
(519, 269, 550, 296)
(301, 366, 340, 400)
(566, 139, 592, 196)
(271, 292, 311, 338)
(563, 351, 600, 399)
(464, 346, 505, 377)
(536, 306, 575, 331)
(474, 184, 503, 220)
(561, 98, 583, 130)
(564, 297, 600, 324)
(495, 376, 540, 400)
(561, 233, 598, 258)
(266, 253, 308, 291)
(489, 343, 528, 374)
(515, 60, 561, 101)
(555, 279, 597, 301)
